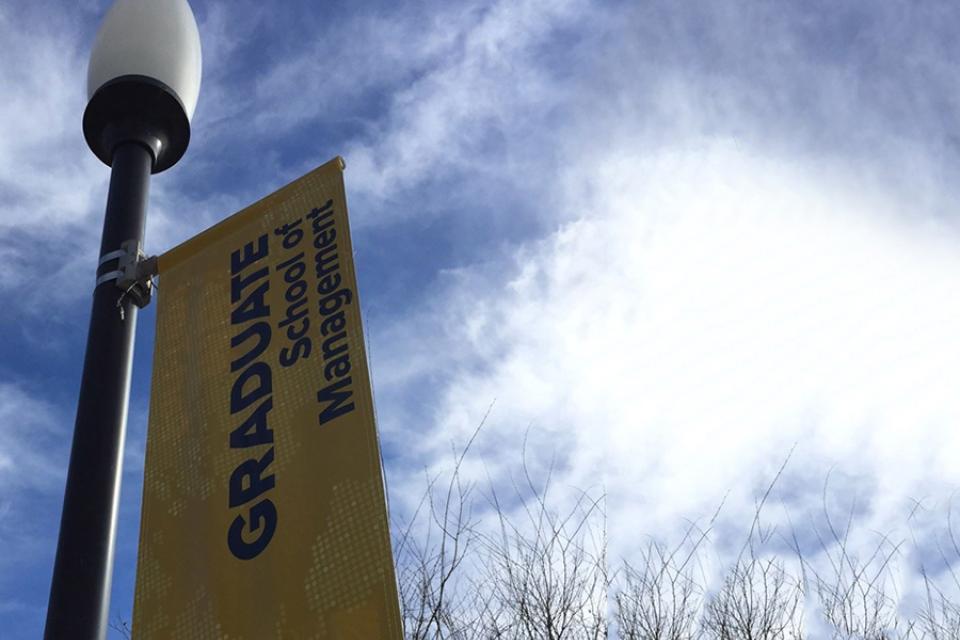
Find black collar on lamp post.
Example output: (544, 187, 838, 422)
(44, 2, 201, 639)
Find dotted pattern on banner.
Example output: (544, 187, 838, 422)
(173, 585, 221, 640)
(305, 477, 391, 614)
(133, 547, 173, 637)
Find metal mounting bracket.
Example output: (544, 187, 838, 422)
(96, 239, 158, 309)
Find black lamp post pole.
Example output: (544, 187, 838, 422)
(44, 141, 153, 640)
(44, 1, 198, 634)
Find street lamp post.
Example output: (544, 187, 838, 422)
(44, 1, 201, 638)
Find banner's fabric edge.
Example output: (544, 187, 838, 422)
(325, 169, 405, 633)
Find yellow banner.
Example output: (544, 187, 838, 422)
(133, 157, 402, 638)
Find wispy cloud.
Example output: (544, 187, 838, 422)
(6, 0, 960, 635)
(365, 0, 960, 596)
(0, 382, 65, 496)
(0, 382, 67, 588)
(0, 3, 111, 314)
(374, 138, 960, 623)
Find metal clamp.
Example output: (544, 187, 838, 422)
(96, 239, 158, 309)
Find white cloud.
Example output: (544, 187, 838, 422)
(359, 6, 960, 581)
(0, 383, 64, 493)
(6, 0, 960, 631)
(0, 382, 67, 571)
(375, 138, 960, 591)
(0, 4, 112, 312)
(339, 0, 586, 217)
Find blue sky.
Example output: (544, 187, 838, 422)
(5, 0, 960, 637)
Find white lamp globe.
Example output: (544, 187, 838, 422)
(83, 0, 202, 172)
(88, 0, 202, 120)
